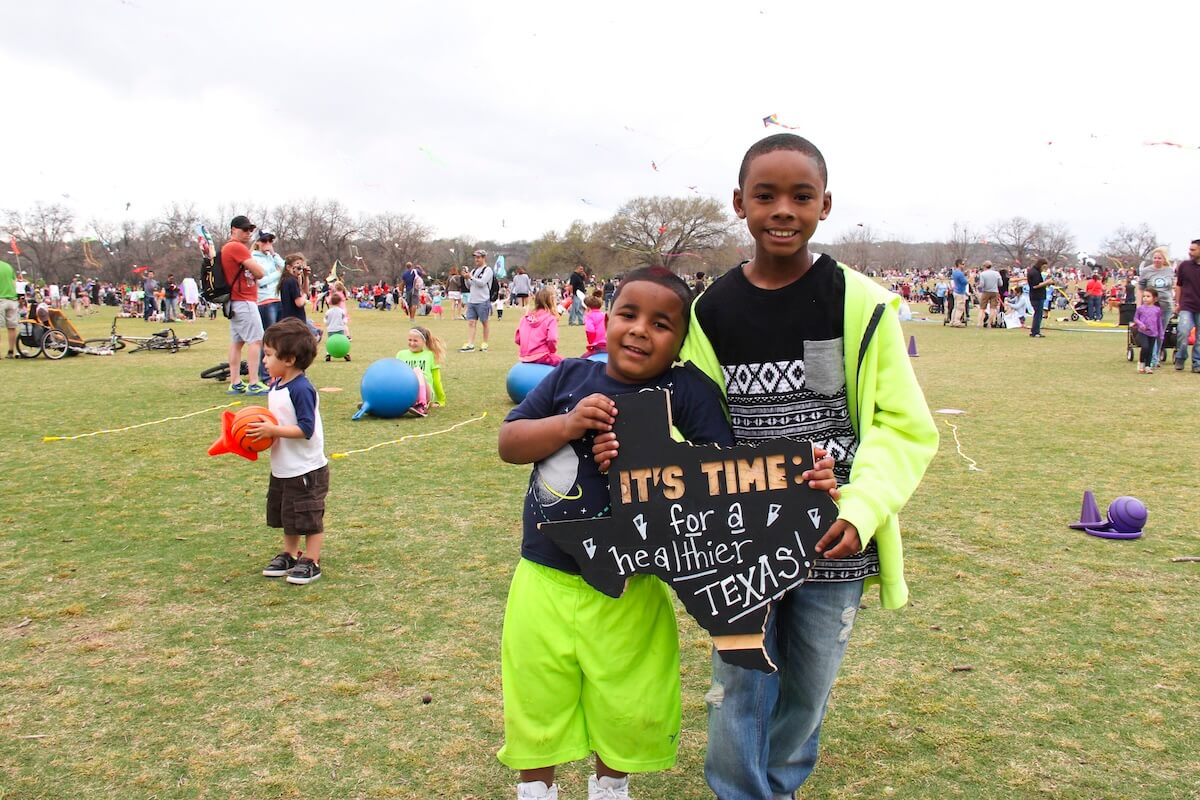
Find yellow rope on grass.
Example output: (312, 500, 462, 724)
(331, 412, 487, 459)
(43, 401, 243, 442)
(942, 419, 982, 472)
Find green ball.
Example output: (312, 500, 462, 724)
(326, 333, 351, 358)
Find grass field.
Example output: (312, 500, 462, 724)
(2, 305, 1198, 800)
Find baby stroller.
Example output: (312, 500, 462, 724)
(1126, 313, 1178, 363)
(16, 309, 85, 359)
(1049, 285, 1085, 321)
(928, 295, 945, 315)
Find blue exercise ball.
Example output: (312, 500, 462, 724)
(352, 359, 420, 420)
(506, 362, 555, 404)
(586, 351, 608, 363)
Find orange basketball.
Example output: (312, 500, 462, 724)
(230, 406, 277, 453)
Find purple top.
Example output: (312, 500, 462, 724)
(1132, 304, 1164, 340)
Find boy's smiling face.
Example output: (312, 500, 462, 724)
(605, 281, 686, 384)
(734, 149, 831, 260)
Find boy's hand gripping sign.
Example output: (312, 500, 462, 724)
(539, 389, 839, 673)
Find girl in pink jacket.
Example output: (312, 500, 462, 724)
(514, 287, 562, 366)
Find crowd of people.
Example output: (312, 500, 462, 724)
(878, 245, 1199, 359)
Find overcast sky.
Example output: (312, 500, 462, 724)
(4, 0, 1198, 260)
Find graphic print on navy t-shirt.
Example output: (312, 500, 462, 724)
(505, 359, 732, 574)
(695, 256, 878, 583)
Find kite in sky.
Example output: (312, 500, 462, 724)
(1144, 140, 1199, 150)
(762, 114, 802, 130)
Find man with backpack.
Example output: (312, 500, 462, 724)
(459, 249, 494, 352)
(222, 215, 269, 394)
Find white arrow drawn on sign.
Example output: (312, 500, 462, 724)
(807, 508, 821, 529)
(584, 538, 596, 559)
(767, 503, 782, 527)
(633, 514, 648, 540)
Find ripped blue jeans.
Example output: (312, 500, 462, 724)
(705, 579, 864, 800)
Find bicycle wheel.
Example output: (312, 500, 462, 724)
(42, 329, 70, 360)
(82, 338, 119, 356)
(15, 335, 41, 359)
(201, 363, 232, 380)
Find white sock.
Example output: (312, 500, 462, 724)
(517, 780, 557, 799)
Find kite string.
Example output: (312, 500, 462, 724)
(44, 401, 242, 442)
(331, 412, 487, 459)
(942, 419, 982, 472)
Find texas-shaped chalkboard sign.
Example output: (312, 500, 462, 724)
(539, 388, 839, 673)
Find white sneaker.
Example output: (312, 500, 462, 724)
(588, 774, 631, 799)
(517, 781, 558, 800)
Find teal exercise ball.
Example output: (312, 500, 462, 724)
(506, 362, 555, 404)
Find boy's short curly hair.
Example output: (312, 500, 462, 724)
(612, 266, 694, 326)
(738, 133, 828, 190)
(264, 317, 317, 371)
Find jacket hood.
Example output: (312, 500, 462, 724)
(523, 311, 554, 330)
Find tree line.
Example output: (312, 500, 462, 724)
(2, 199, 1163, 286)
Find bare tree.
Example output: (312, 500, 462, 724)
(155, 203, 202, 245)
(1029, 221, 1076, 269)
(987, 217, 1040, 266)
(946, 221, 977, 266)
(878, 239, 914, 271)
(3, 202, 75, 283)
(360, 212, 433, 280)
(828, 224, 876, 271)
(1099, 223, 1158, 271)
(600, 196, 733, 271)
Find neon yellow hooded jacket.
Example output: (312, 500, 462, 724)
(678, 262, 939, 609)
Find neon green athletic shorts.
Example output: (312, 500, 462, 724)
(497, 558, 681, 773)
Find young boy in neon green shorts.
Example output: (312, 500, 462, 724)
(498, 266, 841, 799)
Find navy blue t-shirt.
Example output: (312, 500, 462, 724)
(278, 275, 306, 323)
(505, 358, 733, 573)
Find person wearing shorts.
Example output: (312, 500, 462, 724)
(459, 249, 493, 352)
(0, 259, 19, 358)
(447, 269, 465, 318)
(254, 317, 329, 585)
(976, 261, 1002, 328)
(221, 215, 269, 395)
(500, 561, 681, 783)
(496, 269, 741, 800)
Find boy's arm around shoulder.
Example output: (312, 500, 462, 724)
(836, 300, 938, 549)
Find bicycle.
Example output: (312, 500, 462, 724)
(81, 317, 129, 356)
(125, 326, 208, 354)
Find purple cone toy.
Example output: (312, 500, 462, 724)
(1083, 495, 1147, 540)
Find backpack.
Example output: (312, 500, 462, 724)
(489, 269, 501, 303)
(200, 247, 231, 304)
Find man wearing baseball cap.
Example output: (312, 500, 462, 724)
(222, 215, 269, 394)
(460, 249, 493, 352)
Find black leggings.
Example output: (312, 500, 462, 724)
(1136, 332, 1156, 367)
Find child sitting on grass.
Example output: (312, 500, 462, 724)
(249, 317, 329, 585)
(582, 291, 607, 357)
(395, 325, 448, 411)
(323, 292, 351, 362)
(514, 286, 563, 366)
